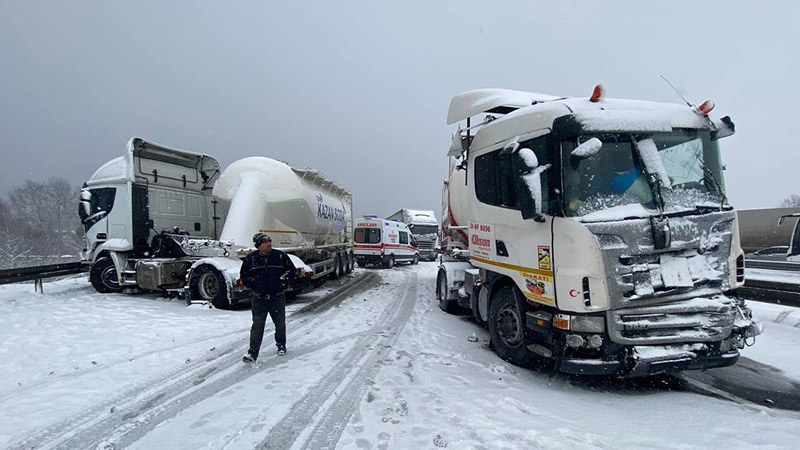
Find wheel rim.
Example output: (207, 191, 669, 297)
(198, 272, 219, 299)
(496, 304, 523, 347)
(100, 265, 119, 290)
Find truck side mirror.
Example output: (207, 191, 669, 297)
(512, 148, 551, 222)
(78, 190, 92, 221)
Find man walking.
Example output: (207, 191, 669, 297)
(241, 233, 296, 362)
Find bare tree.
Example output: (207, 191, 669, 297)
(4, 177, 82, 262)
(780, 194, 800, 208)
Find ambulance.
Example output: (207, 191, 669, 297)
(353, 216, 420, 268)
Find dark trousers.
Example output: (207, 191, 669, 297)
(248, 292, 286, 358)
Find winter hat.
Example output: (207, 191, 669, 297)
(253, 233, 272, 247)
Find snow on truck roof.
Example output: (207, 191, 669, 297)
(448, 88, 716, 152)
(446, 89, 561, 125)
(86, 137, 221, 186)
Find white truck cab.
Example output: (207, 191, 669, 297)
(352, 217, 419, 268)
(438, 86, 761, 377)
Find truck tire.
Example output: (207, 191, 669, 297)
(488, 285, 531, 366)
(412, 254, 419, 265)
(436, 268, 458, 313)
(384, 255, 395, 269)
(345, 252, 354, 274)
(338, 252, 346, 277)
(189, 265, 230, 309)
(330, 254, 342, 280)
(90, 257, 123, 293)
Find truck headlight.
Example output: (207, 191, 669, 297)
(570, 315, 605, 333)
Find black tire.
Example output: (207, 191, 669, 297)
(384, 255, 395, 269)
(488, 285, 531, 366)
(338, 252, 346, 277)
(329, 254, 342, 280)
(357, 261, 366, 268)
(90, 257, 123, 293)
(189, 265, 229, 309)
(345, 252, 354, 274)
(436, 268, 458, 313)
(412, 254, 419, 265)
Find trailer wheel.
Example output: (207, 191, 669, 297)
(436, 268, 458, 313)
(329, 254, 342, 280)
(345, 252, 354, 274)
(90, 257, 123, 293)
(189, 265, 230, 309)
(337, 253, 346, 278)
(488, 285, 531, 366)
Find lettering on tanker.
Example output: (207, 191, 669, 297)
(316, 193, 345, 222)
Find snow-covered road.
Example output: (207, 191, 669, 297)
(1, 264, 798, 449)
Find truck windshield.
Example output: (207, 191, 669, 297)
(354, 228, 381, 244)
(408, 224, 438, 235)
(79, 187, 117, 230)
(561, 129, 726, 217)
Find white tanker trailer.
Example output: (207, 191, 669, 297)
(79, 137, 353, 308)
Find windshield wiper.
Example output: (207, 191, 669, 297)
(700, 163, 727, 211)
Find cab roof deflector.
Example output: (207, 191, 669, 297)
(446, 88, 560, 125)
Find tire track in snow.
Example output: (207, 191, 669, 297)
(6, 273, 377, 450)
(255, 269, 417, 450)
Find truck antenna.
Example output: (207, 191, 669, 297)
(660, 75, 692, 107)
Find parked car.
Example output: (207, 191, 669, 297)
(745, 246, 788, 261)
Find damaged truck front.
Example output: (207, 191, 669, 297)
(438, 86, 762, 377)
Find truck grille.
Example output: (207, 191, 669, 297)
(585, 211, 736, 309)
(608, 296, 736, 345)
(416, 241, 435, 250)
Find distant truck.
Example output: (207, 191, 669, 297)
(352, 216, 419, 268)
(386, 209, 439, 261)
(79, 137, 353, 308)
(437, 85, 761, 377)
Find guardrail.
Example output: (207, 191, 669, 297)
(0, 262, 89, 292)
(745, 259, 800, 272)
(742, 260, 800, 307)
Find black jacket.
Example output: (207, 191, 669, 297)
(240, 249, 296, 296)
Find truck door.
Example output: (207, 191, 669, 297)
(470, 149, 498, 267)
(493, 137, 556, 308)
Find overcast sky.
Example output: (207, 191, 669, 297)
(1, 1, 797, 219)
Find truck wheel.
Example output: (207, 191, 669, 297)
(189, 265, 229, 309)
(436, 268, 458, 313)
(330, 254, 342, 280)
(337, 253, 346, 277)
(345, 252, 354, 274)
(488, 285, 531, 366)
(384, 255, 395, 269)
(412, 254, 419, 265)
(90, 257, 123, 293)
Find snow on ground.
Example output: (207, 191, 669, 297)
(0, 264, 798, 449)
(743, 301, 800, 381)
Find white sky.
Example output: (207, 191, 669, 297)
(1, 1, 798, 218)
